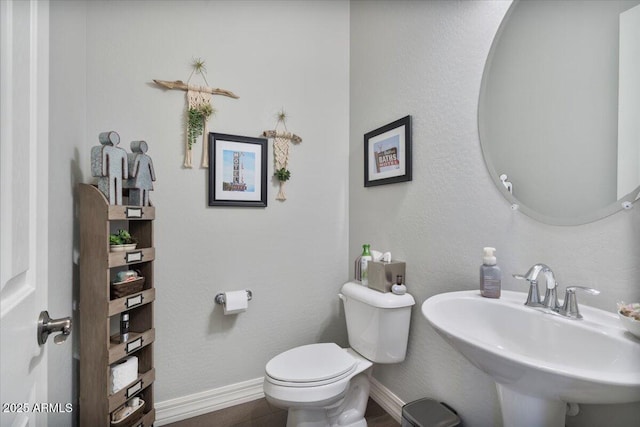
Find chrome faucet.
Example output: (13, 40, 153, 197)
(513, 264, 599, 320)
(513, 263, 558, 309)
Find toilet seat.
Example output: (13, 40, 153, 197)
(264, 346, 372, 411)
(265, 343, 358, 387)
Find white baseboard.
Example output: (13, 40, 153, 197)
(369, 376, 405, 423)
(154, 375, 404, 426)
(154, 377, 264, 426)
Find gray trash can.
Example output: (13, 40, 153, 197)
(401, 398, 460, 427)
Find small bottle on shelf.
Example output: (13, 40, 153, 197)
(120, 312, 130, 343)
(360, 244, 372, 286)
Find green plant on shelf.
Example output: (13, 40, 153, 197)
(109, 229, 137, 245)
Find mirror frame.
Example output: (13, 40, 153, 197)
(478, 0, 639, 226)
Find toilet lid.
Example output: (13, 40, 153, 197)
(265, 343, 357, 383)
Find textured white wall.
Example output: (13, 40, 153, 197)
(49, 2, 88, 426)
(350, 1, 640, 426)
(49, 0, 350, 414)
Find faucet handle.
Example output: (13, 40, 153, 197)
(566, 285, 600, 295)
(559, 286, 600, 319)
(512, 274, 542, 306)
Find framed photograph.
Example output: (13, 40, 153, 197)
(208, 133, 268, 207)
(364, 115, 412, 187)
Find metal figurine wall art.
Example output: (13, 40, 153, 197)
(262, 110, 302, 201)
(91, 131, 157, 206)
(153, 58, 239, 169)
(91, 131, 128, 205)
(125, 141, 156, 206)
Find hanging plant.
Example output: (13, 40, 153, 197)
(261, 109, 302, 201)
(153, 56, 238, 168)
(275, 167, 291, 182)
(192, 57, 207, 76)
(186, 103, 214, 149)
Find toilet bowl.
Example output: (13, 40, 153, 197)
(264, 344, 372, 407)
(263, 282, 415, 427)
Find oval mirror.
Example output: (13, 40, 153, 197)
(479, 0, 640, 225)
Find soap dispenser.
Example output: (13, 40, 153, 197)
(480, 247, 501, 298)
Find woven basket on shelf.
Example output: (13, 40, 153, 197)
(110, 399, 145, 427)
(110, 277, 145, 299)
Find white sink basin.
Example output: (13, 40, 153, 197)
(422, 290, 640, 426)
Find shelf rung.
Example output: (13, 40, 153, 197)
(109, 329, 155, 364)
(109, 248, 155, 268)
(108, 368, 155, 413)
(109, 289, 156, 317)
(108, 205, 156, 220)
(139, 408, 156, 427)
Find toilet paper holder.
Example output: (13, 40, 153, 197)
(214, 290, 253, 305)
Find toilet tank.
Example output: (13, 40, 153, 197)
(340, 281, 415, 363)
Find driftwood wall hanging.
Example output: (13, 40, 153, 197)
(153, 58, 239, 168)
(262, 110, 302, 201)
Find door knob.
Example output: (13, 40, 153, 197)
(37, 311, 72, 345)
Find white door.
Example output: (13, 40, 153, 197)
(1, 1, 50, 426)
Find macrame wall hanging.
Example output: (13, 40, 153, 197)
(153, 58, 239, 168)
(262, 110, 302, 201)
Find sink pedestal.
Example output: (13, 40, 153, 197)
(496, 384, 566, 427)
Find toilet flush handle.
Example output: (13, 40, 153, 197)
(338, 293, 346, 301)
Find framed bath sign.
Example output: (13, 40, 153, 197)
(208, 133, 268, 207)
(364, 115, 412, 187)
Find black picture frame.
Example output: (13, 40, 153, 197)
(208, 133, 268, 207)
(364, 115, 412, 187)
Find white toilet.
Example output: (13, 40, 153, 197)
(263, 281, 415, 427)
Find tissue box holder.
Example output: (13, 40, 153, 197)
(368, 260, 406, 293)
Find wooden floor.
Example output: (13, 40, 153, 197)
(165, 397, 399, 427)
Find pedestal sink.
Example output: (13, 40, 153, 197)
(421, 290, 640, 427)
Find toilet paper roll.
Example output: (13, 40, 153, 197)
(223, 290, 248, 315)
